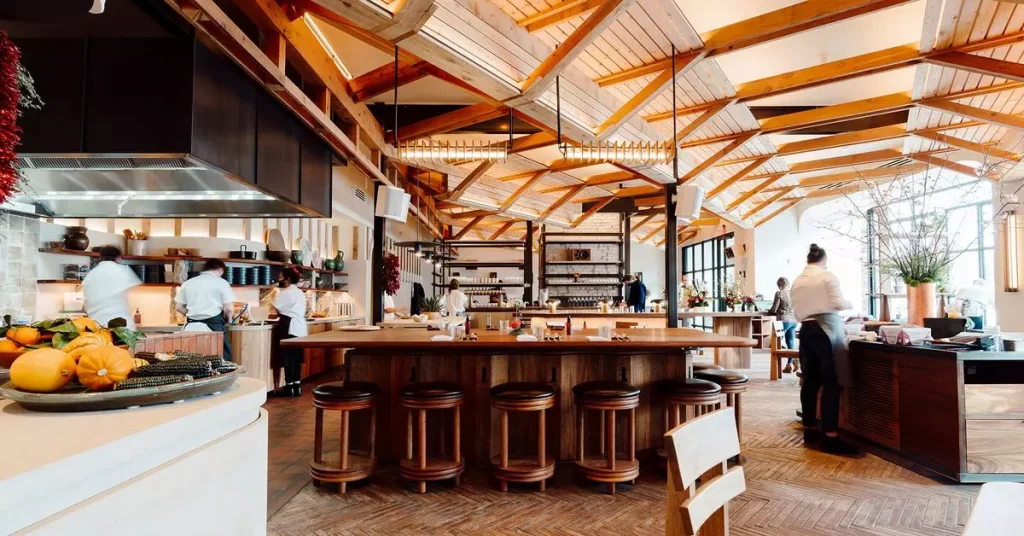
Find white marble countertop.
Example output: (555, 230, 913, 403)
(0, 378, 266, 534)
(140, 315, 365, 332)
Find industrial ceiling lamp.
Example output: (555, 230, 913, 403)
(555, 77, 673, 166)
(1005, 211, 1020, 292)
(394, 46, 510, 164)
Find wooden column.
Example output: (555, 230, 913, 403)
(622, 214, 631, 299)
(524, 220, 535, 303)
(372, 183, 387, 324)
(664, 183, 679, 327)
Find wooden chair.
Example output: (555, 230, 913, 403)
(665, 407, 746, 536)
(769, 321, 799, 381)
(962, 482, 1024, 536)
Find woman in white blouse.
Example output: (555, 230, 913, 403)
(272, 267, 308, 397)
(445, 279, 468, 316)
(790, 244, 857, 455)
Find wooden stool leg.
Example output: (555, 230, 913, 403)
(499, 409, 509, 492)
(406, 410, 413, 461)
(440, 408, 446, 457)
(674, 404, 681, 426)
(599, 410, 606, 455)
(605, 409, 616, 480)
(538, 408, 547, 491)
(577, 407, 585, 462)
(418, 409, 427, 494)
(628, 408, 635, 462)
(369, 406, 377, 460)
(340, 410, 350, 471)
(735, 392, 744, 463)
(663, 402, 669, 433)
(313, 407, 324, 463)
(454, 405, 461, 486)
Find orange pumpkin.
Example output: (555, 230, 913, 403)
(7, 326, 42, 346)
(76, 346, 134, 391)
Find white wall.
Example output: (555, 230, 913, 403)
(753, 209, 801, 298)
(630, 241, 665, 300)
(993, 180, 1022, 330)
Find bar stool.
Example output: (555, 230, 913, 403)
(573, 380, 641, 494)
(399, 381, 464, 493)
(691, 363, 724, 372)
(695, 370, 750, 456)
(310, 380, 379, 493)
(653, 378, 722, 464)
(490, 382, 556, 491)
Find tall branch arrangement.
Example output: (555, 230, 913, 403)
(819, 159, 992, 288)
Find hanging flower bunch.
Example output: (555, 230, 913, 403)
(0, 30, 22, 205)
(383, 253, 401, 296)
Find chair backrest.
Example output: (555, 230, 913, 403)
(962, 482, 1024, 536)
(771, 321, 785, 351)
(665, 407, 746, 536)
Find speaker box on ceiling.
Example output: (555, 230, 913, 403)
(375, 186, 411, 223)
(675, 185, 704, 223)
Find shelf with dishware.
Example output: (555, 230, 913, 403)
(38, 248, 347, 276)
(36, 280, 274, 290)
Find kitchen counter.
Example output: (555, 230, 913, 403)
(0, 378, 267, 534)
(842, 340, 1024, 483)
(140, 315, 366, 333)
(531, 311, 666, 318)
(677, 310, 764, 318)
(376, 316, 459, 329)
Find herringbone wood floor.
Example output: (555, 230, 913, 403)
(265, 354, 978, 535)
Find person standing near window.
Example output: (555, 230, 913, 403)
(766, 276, 798, 373)
(791, 244, 858, 455)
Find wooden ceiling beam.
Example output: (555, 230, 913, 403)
(397, 103, 506, 141)
(453, 215, 486, 239)
(705, 156, 772, 200)
(727, 173, 787, 210)
(571, 196, 616, 228)
(907, 154, 999, 182)
(512, 132, 559, 153)
(678, 132, 758, 183)
(448, 209, 497, 219)
(540, 170, 634, 193)
(755, 199, 801, 227)
(634, 195, 666, 207)
(349, 60, 430, 103)
(918, 98, 1024, 132)
(760, 92, 913, 134)
(910, 130, 1020, 161)
(595, 50, 705, 138)
(678, 229, 699, 244)
(539, 184, 586, 220)
(372, 0, 438, 41)
(519, 0, 635, 101)
(445, 161, 495, 201)
(488, 219, 518, 240)
(742, 186, 798, 219)
(639, 222, 667, 243)
(499, 170, 550, 210)
(630, 214, 656, 232)
(519, 0, 606, 32)
(926, 51, 1024, 84)
(786, 148, 906, 174)
(674, 101, 731, 146)
(797, 162, 927, 187)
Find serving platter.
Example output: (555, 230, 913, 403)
(0, 367, 246, 412)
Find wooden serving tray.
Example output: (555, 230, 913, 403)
(0, 368, 245, 412)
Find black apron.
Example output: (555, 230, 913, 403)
(187, 315, 232, 362)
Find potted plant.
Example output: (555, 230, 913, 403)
(421, 295, 443, 320)
(741, 295, 758, 312)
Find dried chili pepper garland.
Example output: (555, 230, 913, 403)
(383, 253, 401, 296)
(0, 30, 21, 205)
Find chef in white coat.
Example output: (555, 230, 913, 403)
(272, 266, 308, 397)
(175, 259, 236, 361)
(445, 279, 468, 316)
(82, 246, 141, 329)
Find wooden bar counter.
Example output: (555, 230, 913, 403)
(678, 311, 763, 369)
(284, 328, 754, 465)
(530, 311, 668, 330)
(843, 340, 1024, 483)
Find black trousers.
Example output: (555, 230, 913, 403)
(273, 315, 302, 384)
(189, 314, 232, 362)
(799, 319, 842, 433)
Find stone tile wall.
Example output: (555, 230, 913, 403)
(0, 213, 40, 322)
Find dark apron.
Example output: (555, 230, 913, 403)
(807, 312, 849, 387)
(272, 314, 302, 383)
(187, 315, 232, 362)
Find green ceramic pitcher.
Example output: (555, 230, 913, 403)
(333, 251, 345, 271)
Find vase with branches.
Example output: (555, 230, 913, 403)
(683, 280, 711, 311)
(818, 161, 994, 326)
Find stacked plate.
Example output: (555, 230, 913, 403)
(232, 267, 248, 286)
(258, 265, 271, 286)
(144, 265, 162, 284)
(131, 265, 145, 280)
(246, 267, 260, 286)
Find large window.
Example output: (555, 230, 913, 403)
(865, 183, 994, 320)
(682, 233, 734, 331)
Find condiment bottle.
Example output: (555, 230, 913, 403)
(566, 315, 572, 336)
(133, 308, 142, 325)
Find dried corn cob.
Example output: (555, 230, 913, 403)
(133, 360, 213, 377)
(216, 362, 239, 374)
(114, 374, 193, 390)
(133, 351, 158, 364)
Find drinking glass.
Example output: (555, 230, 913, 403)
(499, 320, 508, 333)
(532, 325, 544, 339)
(598, 325, 611, 339)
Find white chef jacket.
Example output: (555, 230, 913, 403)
(790, 264, 852, 321)
(273, 285, 308, 337)
(445, 289, 467, 315)
(175, 271, 236, 320)
(384, 294, 396, 321)
(83, 261, 141, 329)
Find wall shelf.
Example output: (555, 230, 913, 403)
(432, 283, 525, 288)
(39, 248, 346, 276)
(445, 261, 525, 269)
(36, 280, 273, 290)
(544, 261, 622, 265)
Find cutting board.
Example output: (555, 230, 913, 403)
(265, 228, 287, 251)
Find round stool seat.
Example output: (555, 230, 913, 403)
(691, 363, 725, 372)
(655, 378, 721, 396)
(572, 380, 640, 401)
(695, 370, 749, 385)
(491, 382, 556, 401)
(400, 381, 464, 400)
(313, 381, 380, 401)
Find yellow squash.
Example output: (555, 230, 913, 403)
(10, 348, 77, 393)
(71, 317, 100, 333)
(7, 326, 42, 347)
(76, 346, 134, 392)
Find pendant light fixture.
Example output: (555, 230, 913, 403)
(394, 47, 510, 164)
(555, 76, 674, 166)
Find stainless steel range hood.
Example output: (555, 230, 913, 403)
(12, 154, 317, 218)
